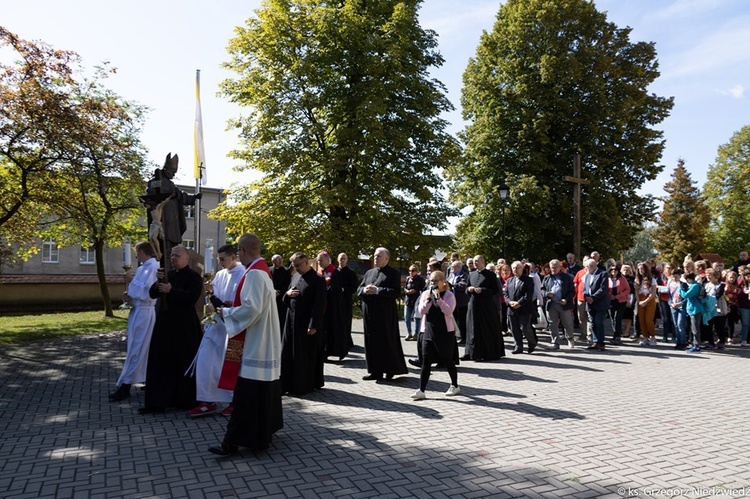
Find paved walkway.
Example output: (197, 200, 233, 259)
(2, 320, 749, 498)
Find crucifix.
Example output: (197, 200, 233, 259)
(563, 152, 590, 261)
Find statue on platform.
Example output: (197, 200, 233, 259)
(140, 153, 202, 271)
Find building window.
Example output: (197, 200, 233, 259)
(80, 246, 96, 265)
(42, 238, 59, 263)
(183, 239, 195, 250)
(184, 205, 194, 219)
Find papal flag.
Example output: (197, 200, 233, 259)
(194, 69, 207, 184)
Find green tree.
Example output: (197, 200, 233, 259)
(703, 125, 750, 259)
(39, 66, 150, 316)
(653, 159, 709, 265)
(623, 225, 656, 264)
(0, 27, 77, 258)
(0, 28, 149, 314)
(214, 0, 459, 257)
(447, 0, 673, 262)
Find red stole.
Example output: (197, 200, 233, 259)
(218, 257, 272, 391)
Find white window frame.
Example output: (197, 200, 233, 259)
(182, 239, 195, 250)
(184, 205, 194, 219)
(79, 246, 96, 265)
(42, 238, 59, 264)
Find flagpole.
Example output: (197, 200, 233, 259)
(194, 69, 205, 252)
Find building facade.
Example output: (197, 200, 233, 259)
(1, 185, 227, 312)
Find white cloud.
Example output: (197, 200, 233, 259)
(716, 84, 745, 98)
(651, 0, 733, 20)
(661, 23, 750, 78)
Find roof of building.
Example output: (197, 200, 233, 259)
(695, 253, 725, 264)
(0, 274, 126, 285)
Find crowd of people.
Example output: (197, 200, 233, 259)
(414, 250, 750, 357)
(107, 238, 750, 455)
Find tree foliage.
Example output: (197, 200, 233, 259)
(214, 0, 459, 258)
(0, 26, 78, 260)
(446, 0, 673, 262)
(703, 124, 750, 258)
(653, 159, 709, 265)
(623, 225, 657, 264)
(0, 28, 149, 315)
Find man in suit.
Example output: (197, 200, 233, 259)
(504, 260, 537, 354)
(541, 259, 576, 349)
(583, 257, 610, 351)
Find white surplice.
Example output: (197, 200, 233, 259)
(194, 264, 245, 402)
(117, 257, 158, 386)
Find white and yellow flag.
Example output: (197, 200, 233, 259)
(194, 69, 207, 184)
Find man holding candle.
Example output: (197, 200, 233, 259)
(109, 241, 159, 402)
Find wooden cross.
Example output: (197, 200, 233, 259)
(563, 152, 590, 261)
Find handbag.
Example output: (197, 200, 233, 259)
(626, 294, 636, 309)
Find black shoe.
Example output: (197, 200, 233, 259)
(528, 343, 536, 354)
(208, 443, 239, 456)
(384, 373, 395, 380)
(362, 373, 383, 381)
(137, 407, 165, 415)
(511, 348, 523, 354)
(460, 354, 471, 361)
(108, 385, 131, 402)
(408, 358, 422, 367)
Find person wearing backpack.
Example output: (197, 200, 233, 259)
(680, 272, 704, 353)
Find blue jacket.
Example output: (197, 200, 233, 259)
(679, 281, 703, 316)
(583, 268, 610, 311)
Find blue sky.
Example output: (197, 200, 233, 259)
(3, 0, 749, 207)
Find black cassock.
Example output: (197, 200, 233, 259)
(281, 269, 326, 395)
(324, 268, 352, 360)
(272, 265, 291, 331)
(338, 266, 358, 345)
(357, 264, 408, 376)
(465, 268, 505, 361)
(144, 266, 203, 410)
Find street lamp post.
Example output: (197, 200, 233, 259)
(497, 179, 510, 259)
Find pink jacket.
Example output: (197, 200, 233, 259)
(418, 289, 456, 333)
(609, 276, 630, 303)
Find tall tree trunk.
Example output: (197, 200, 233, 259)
(94, 239, 114, 317)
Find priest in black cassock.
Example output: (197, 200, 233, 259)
(358, 247, 408, 380)
(281, 252, 327, 396)
(271, 254, 291, 331)
(316, 251, 349, 362)
(462, 254, 505, 361)
(337, 252, 358, 349)
(140, 245, 203, 414)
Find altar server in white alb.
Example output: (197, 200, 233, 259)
(187, 244, 245, 418)
(109, 241, 159, 402)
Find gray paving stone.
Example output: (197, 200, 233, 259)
(2, 323, 749, 498)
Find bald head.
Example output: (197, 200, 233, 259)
(238, 234, 261, 265)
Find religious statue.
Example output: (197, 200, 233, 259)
(140, 153, 202, 271)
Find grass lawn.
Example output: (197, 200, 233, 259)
(0, 310, 128, 345)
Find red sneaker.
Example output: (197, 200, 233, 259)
(220, 404, 234, 417)
(187, 403, 217, 418)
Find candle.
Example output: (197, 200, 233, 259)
(123, 240, 132, 266)
(204, 239, 214, 274)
